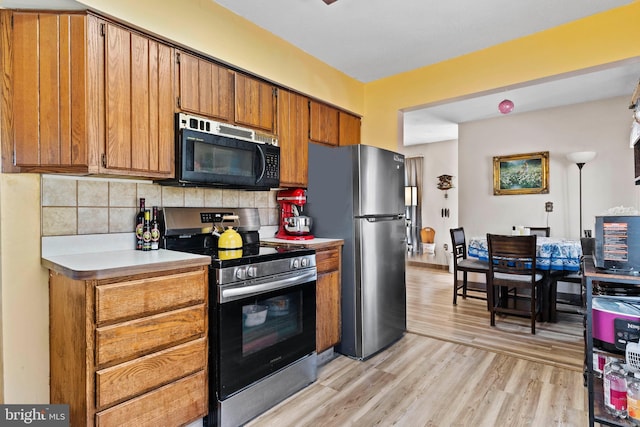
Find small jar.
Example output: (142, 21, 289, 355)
(604, 361, 628, 418)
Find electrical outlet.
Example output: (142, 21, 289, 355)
(443, 243, 448, 251)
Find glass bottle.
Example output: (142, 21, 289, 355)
(604, 361, 628, 418)
(150, 206, 160, 250)
(142, 210, 152, 251)
(135, 198, 146, 250)
(628, 372, 640, 424)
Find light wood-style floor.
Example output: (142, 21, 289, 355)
(247, 265, 588, 426)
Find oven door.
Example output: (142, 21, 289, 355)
(216, 271, 316, 400)
(179, 129, 280, 189)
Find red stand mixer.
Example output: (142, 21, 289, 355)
(275, 188, 314, 240)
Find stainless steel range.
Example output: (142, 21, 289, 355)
(160, 207, 317, 427)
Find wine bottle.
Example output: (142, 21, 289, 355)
(142, 210, 152, 251)
(150, 206, 160, 250)
(135, 198, 146, 250)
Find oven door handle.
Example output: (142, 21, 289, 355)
(255, 145, 266, 184)
(219, 269, 317, 303)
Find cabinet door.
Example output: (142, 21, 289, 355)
(316, 270, 341, 353)
(178, 51, 233, 122)
(339, 111, 361, 146)
(6, 11, 90, 171)
(103, 22, 174, 176)
(234, 73, 276, 133)
(277, 90, 309, 188)
(309, 100, 339, 146)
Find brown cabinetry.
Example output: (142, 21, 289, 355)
(277, 89, 309, 188)
(177, 51, 233, 122)
(0, 11, 174, 178)
(49, 266, 208, 427)
(315, 245, 342, 353)
(309, 100, 339, 146)
(176, 56, 276, 134)
(234, 73, 276, 133)
(102, 21, 174, 176)
(339, 111, 361, 146)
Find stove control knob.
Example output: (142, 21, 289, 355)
(301, 257, 310, 268)
(291, 258, 300, 269)
(247, 266, 257, 277)
(235, 267, 247, 280)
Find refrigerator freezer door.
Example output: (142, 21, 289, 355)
(354, 216, 407, 359)
(355, 145, 405, 216)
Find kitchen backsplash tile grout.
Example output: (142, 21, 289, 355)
(41, 175, 280, 236)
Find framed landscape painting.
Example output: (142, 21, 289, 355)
(493, 151, 549, 195)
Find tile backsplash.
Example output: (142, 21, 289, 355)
(41, 175, 280, 236)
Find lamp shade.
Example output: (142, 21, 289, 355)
(566, 151, 596, 164)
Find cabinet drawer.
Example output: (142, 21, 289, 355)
(316, 247, 341, 274)
(95, 370, 207, 427)
(96, 338, 206, 409)
(96, 305, 206, 367)
(96, 269, 206, 324)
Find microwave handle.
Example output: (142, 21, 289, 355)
(256, 145, 266, 184)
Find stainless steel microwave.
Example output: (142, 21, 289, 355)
(157, 113, 280, 189)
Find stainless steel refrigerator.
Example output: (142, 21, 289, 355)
(306, 143, 407, 360)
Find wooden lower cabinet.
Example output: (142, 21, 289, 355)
(49, 266, 208, 427)
(314, 244, 343, 353)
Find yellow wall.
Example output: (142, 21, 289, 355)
(78, 0, 365, 114)
(0, 174, 47, 403)
(365, 2, 640, 150)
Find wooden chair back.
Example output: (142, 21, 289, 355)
(487, 234, 538, 283)
(450, 227, 467, 265)
(487, 233, 541, 333)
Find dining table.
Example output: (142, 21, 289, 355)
(467, 235, 583, 322)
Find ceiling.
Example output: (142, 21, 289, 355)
(3, 0, 639, 143)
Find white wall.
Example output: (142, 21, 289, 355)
(401, 140, 457, 265)
(401, 95, 640, 267)
(459, 95, 640, 240)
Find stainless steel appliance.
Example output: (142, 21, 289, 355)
(306, 143, 407, 360)
(595, 215, 640, 274)
(157, 113, 280, 189)
(160, 207, 317, 427)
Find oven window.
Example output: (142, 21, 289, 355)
(216, 280, 316, 399)
(242, 293, 302, 356)
(193, 141, 253, 177)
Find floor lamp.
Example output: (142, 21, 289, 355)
(566, 151, 597, 238)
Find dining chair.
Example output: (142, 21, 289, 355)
(527, 227, 550, 237)
(487, 233, 544, 334)
(450, 228, 489, 307)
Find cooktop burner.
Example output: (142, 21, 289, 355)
(187, 245, 314, 268)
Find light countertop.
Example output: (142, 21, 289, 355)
(41, 233, 210, 280)
(261, 237, 344, 250)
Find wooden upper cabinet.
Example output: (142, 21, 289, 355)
(177, 51, 233, 122)
(1, 11, 174, 178)
(234, 73, 276, 133)
(339, 111, 361, 146)
(3, 11, 92, 172)
(103, 22, 174, 176)
(277, 90, 309, 188)
(309, 100, 339, 146)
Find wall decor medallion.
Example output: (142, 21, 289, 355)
(493, 151, 549, 195)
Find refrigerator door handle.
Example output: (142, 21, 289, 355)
(360, 214, 405, 222)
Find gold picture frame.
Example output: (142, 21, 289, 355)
(493, 151, 549, 195)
